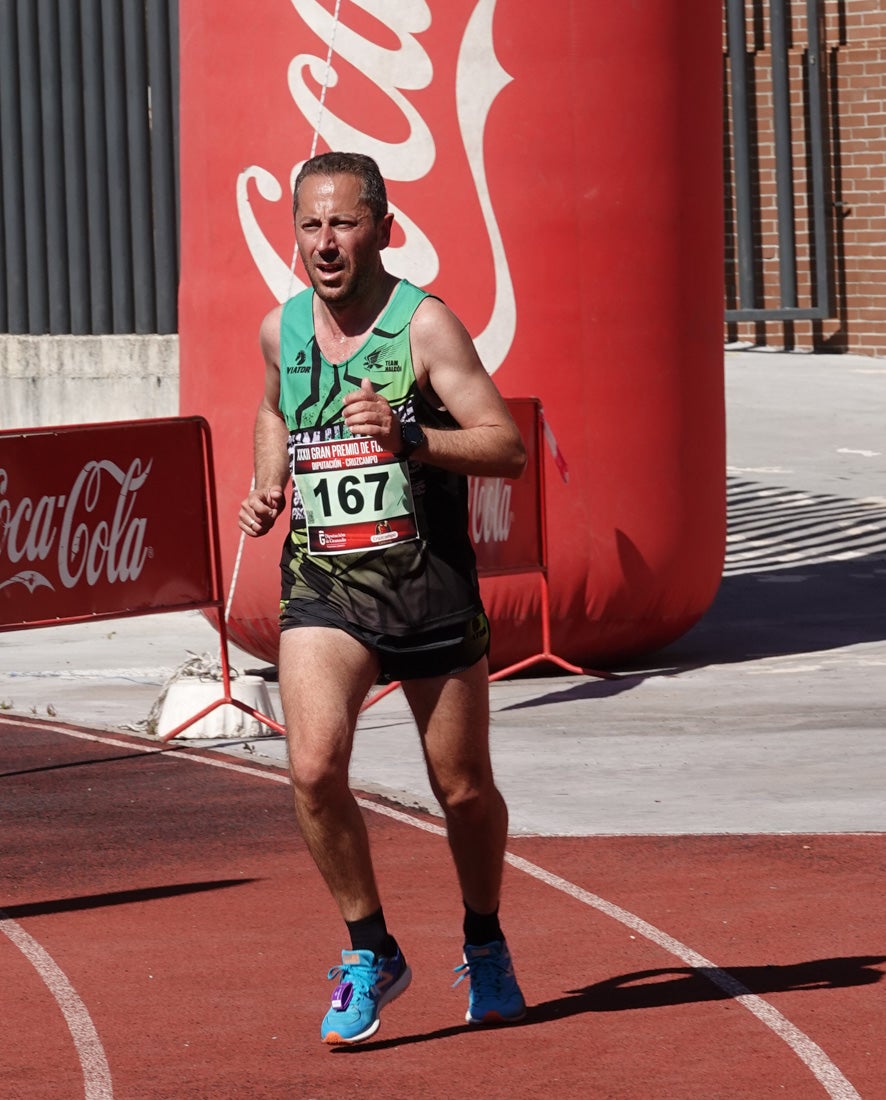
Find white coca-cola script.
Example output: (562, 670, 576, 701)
(468, 476, 513, 546)
(235, 0, 515, 373)
(0, 459, 152, 594)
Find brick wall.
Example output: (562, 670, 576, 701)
(724, 0, 886, 357)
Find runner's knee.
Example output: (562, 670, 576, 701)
(289, 745, 351, 808)
(435, 773, 500, 822)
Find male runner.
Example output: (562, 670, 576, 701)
(239, 151, 527, 1044)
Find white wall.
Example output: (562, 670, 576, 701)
(0, 335, 179, 429)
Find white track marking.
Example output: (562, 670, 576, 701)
(5, 720, 862, 1099)
(726, 466, 793, 475)
(500, 853, 861, 1100)
(0, 914, 113, 1099)
(5, 668, 175, 681)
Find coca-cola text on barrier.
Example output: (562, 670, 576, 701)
(468, 398, 542, 577)
(0, 419, 219, 629)
(0, 418, 284, 740)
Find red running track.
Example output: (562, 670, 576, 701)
(2, 716, 883, 1099)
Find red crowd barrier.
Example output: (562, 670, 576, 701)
(475, 400, 616, 683)
(0, 418, 283, 741)
(361, 399, 616, 710)
(0, 413, 610, 734)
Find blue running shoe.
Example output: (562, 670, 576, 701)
(320, 948, 412, 1044)
(453, 940, 526, 1024)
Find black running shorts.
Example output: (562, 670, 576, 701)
(279, 598, 490, 683)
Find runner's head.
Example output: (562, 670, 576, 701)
(293, 152, 388, 224)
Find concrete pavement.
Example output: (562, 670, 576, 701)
(2, 350, 884, 836)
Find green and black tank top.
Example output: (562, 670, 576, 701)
(277, 278, 482, 636)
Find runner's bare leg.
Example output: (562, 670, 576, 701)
(279, 627, 383, 921)
(404, 658, 508, 915)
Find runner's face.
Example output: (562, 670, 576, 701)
(294, 174, 391, 306)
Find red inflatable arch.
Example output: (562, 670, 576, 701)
(178, 0, 725, 670)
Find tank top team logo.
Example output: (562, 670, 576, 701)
(363, 344, 402, 374)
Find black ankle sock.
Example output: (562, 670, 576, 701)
(346, 907, 399, 959)
(463, 902, 503, 947)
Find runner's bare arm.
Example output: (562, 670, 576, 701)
(342, 298, 526, 479)
(239, 307, 290, 537)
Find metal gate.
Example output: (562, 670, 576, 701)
(724, 0, 831, 322)
(0, 0, 179, 336)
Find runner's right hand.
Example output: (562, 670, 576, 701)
(239, 487, 285, 537)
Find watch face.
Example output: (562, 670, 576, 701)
(402, 421, 426, 454)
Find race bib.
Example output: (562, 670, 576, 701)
(291, 437, 419, 555)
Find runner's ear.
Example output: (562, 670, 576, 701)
(377, 211, 394, 250)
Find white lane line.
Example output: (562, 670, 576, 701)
(0, 914, 113, 1100)
(500, 854, 860, 1100)
(361, 800, 859, 1099)
(4, 668, 173, 681)
(727, 466, 793, 474)
(6, 720, 862, 1100)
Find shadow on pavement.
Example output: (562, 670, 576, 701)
(502, 477, 886, 708)
(646, 475, 886, 665)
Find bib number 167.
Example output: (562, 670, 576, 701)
(311, 469, 390, 521)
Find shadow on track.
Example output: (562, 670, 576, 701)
(0, 878, 259, 918)
(331, 955, 886, 1050)
(546, 954, 886, 1015)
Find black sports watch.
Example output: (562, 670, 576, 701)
(395, 420, 427, 460)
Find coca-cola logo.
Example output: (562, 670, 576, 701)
(234, 0, 515, 374)
(468, 476, 513, 545)
(0, 459, 152, 595)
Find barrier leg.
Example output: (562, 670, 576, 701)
(487, 573, 619, 683)
(160, 611, 286, 741)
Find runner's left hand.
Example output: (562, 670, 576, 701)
(342, 378, 402, 452)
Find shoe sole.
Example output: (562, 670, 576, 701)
(322, 965, 413, 1045)
(465, 1004, 527, 1025)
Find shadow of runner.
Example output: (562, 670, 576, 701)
(329, 956, 886, 1050)
(533, 954, 886, 1019)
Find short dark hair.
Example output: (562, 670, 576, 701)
(292, 152, 388, 222)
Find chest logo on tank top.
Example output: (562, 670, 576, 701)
(363, 343, 403, 374)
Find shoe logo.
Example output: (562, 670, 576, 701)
(374, 966, 398, 993)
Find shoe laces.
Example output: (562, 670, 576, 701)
(452, 945, 509, 995)
(328, 958, 377, 1011)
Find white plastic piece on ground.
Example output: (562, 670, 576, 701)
(156, 675, 277, 739)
